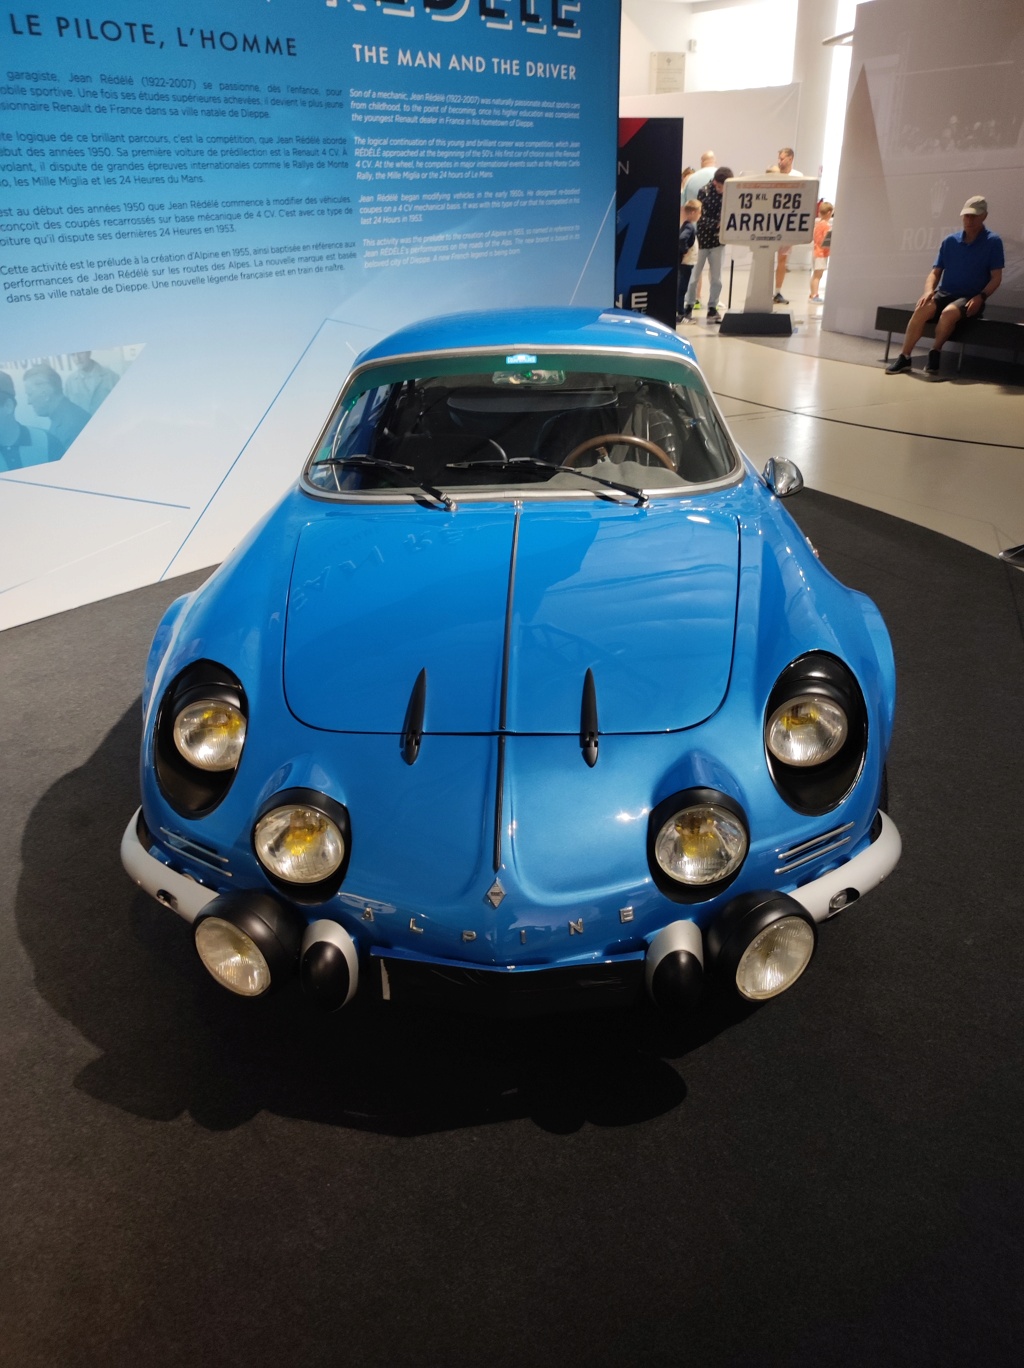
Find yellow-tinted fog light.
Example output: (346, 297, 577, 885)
(254, 805, 345, 885)
(654, 804, 747, 885)
(173, 701, 246, 772)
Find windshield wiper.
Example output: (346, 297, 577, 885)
(444, 456, 650, 506)
(316, 455, 457, 511)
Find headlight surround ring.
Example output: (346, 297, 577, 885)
(764, 654, 868, 815)
(647, 788, 749, 904)
(252, 787, 352, 904)
(154, 661, 248, 816)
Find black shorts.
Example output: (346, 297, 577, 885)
(932, 291, 984, 321)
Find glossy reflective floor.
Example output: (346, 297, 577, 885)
(681, 266, 1024, 558)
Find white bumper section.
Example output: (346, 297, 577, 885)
(789, 811, 901, 922)
(121, 809, 218, 924)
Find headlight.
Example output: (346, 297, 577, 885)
(734, 915, 816, 1000)
(705, 892, 818, 1003)
(173, 700, 246, 772)
(654, 803, 748, 885)
(764, 655, 868, 815)
(155, 661, 247, 817)
(766, 694, 847, 767)
(193, 892, 304, 997)
(255, 804, 346, 885)
(195, 916, 271, 996)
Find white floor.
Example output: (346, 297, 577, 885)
(681, 264, 1024, 559)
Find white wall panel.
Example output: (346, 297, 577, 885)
(824, 0, 1024, 338)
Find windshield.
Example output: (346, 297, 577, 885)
(305, 350, 738, 499)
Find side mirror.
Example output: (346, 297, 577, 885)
(762, 457, 804, 498)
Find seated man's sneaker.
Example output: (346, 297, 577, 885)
(886, 353, 912, 374)
(926, 349, 941, 374)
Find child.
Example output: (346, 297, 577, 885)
(677, 198, 702, 323)
(810, 201, 833, 302)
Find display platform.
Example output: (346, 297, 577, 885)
(719, 309, 793, 336)
(2, 490, 1023, 1367)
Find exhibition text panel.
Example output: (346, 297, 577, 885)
(1, 2, 604, 321)
(0, 0, 616, 628)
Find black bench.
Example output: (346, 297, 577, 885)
(875, 304, 1024, 373)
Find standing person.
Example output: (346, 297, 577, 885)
(23, 364, 89, 460)
(769, 145, 803, 303)
(810, 201, 833, 302)
(681, 166, 732, 324)
(677, 198, 702, 323)
(886, 195, 1003, 375)
(65, 351, 118, 414)
(682, 151, 716, 205)
(682, 151, 716, 311)
(0, 372, 49, 471)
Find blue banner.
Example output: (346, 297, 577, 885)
(615, 117, 683, 329)
(0, 0, 617, 626)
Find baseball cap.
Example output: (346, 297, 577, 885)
(960, 195, 987, 215)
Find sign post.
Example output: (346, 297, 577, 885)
(718, 176, 819, 336)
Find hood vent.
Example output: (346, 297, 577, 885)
(401, 668, 427, 765)
(580, 668, 599, 767)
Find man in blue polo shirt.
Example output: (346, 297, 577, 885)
(886, 195, 1004, 375)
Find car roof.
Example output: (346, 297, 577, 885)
(355, 307, 699, 368)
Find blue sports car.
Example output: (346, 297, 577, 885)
(122, 308, 900, 1017)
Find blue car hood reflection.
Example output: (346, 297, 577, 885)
(283, 501, 739, 735)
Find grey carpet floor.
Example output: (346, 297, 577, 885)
(2, 493, 1023, 1367)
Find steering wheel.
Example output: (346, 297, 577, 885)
(562, 433, 675, 471)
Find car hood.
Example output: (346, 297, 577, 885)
(284, 502, 738, 735)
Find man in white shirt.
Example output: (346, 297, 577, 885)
(65, 352, 118, 414)
(682, 150, 716, 205)
(770, 146, 802, 303)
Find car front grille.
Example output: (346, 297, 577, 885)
(371, 952, 645, 1018)
(775, 822, 855, 875)
(156, 825, 232, 876)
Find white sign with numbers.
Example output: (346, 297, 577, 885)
(720, 176, 819, 246)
